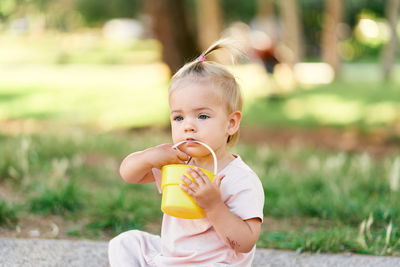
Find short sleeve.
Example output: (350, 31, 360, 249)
(220, 166, 264, 222)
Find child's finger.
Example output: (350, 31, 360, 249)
(188, 167, 206, 185)
(215, 174, 226, 187)
(181, 174, 198, 189)
(176, 150, 190, 161)
(195, 167, 212, 184)
(179, 184, 195, 196)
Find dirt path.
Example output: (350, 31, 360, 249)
(1, 238, 400, 267)
(240, 126, 400, 156)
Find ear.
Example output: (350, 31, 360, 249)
(227, 111, 242, 136)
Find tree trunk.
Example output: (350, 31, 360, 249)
(146, 0, 200, 75)
(256, 0, 278, 43)
(279, 0, 304, 65)
(197, 0, 223, 51)
(381, 0, 400, 81)
(321, 0, 343, 76)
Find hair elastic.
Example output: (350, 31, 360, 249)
(198, 55, 206, 62)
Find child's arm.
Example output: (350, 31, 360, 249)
(120, 144, 189, 184)
(205, 202, 261, 253)
(180, 167, 261, 253)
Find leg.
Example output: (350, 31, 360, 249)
(108, 230, 161, 267)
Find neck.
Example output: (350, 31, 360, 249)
(190, 145, 234, 173)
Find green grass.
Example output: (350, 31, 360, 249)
(0, 64, 399, 132)
(28, 181, 84, 215)
(0, 34, 160, 65)
(0, 33, 399, 131)
(0, 128, 168, 236)
(0, 201, 18, 227)
(1, 33, 400, 254)
(259, 226, 400, 255)
(237, 143, 400, 255)
(86, 184, 161, 235)
(0, 129, 399, 255)
(243, 80, 400, 131)
(0, 64, 171, 129)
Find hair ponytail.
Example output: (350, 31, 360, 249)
(169, 38, 244, 146)
(197, 38, 244, 64)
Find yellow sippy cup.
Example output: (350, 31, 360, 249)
(161, 140, 217, 219)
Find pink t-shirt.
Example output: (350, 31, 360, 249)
(152, 155, 265, 266)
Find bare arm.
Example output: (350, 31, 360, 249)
(120, 144, 189, 184)
(206, 203, 261, 253)
(119, 149, 157, 184)
(180, 167, 261, 253)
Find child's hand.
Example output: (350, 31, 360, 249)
(179, 167, 225, 213)
(150, 144, 190, 169)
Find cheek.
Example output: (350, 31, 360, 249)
(171, 123, 185, 142)
(170, 126, 175, 135)
(170, 124, 178, 136)
(217, 118, 230, 131)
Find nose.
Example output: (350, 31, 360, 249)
(183, 118, 196, 132)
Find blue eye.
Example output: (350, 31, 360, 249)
(174, 116, 183, 121)
(199, 114, 209, 120)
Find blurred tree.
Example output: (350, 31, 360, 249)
(345, 0, 385, 27)
(45, 0, 81, 31)
(252, 0, 280, 73)
(197, 0, 223, 53)
(0, 0, 16, 20)
(381, 0, 400, 81)
(321, 0, 343, 76)
(279, 0, 304, 65)
(220, 0, 257, 23)
(145, 0, 199, 74)
(76, 0, 141, 26)
(255, 0, 278, 43)
(2, 0, 392, 64)
(299, 0, 323, 59)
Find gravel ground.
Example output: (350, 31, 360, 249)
(0, 238, 399, 267)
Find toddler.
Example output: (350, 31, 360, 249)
(108, 39, 265, 266)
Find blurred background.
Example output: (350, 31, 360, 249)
(0, 0, 399, 256)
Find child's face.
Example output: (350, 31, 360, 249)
(169, 81, 235, 157)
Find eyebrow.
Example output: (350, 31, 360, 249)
(170, 107, 214, 113)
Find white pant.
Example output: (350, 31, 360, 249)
(108, 230, 161, 267)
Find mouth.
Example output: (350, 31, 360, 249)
(184, 138, 198, 145)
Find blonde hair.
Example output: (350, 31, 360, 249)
(168, 39, 243, 146)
